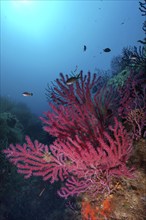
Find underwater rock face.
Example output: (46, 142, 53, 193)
(6, 115, 16, 128)
(0, 112, 24, 145)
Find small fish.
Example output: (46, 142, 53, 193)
(66, 73, 81, 85)
(130, 54, 138, 61)
(103, 48, 111, 52)
(121, 22, 124, 25)
(22, 92, 33, 97)
(83, 45, 87, 51)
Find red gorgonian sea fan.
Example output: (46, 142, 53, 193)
(118, 69, 146, 139)
(43, 71, 118, 140)
(3, 71, 135, 199)
(3, 118, 133, 199)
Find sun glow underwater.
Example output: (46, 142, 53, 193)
(3, 0, 60, 38)
(12, 0, 33, 7)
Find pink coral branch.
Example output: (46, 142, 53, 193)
(3, 118, 134, 198)
(3, 136, 69, 183)
(48, 71, 101, 106)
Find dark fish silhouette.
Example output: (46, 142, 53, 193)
(84, 45, 87, 51)
(103, 48, 111, 52)
(22, 92, 33, 97)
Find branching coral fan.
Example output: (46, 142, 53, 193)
(118, 69, 146, 139)
(3, 71, 134, 200)
(4, 118, 133, 199)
